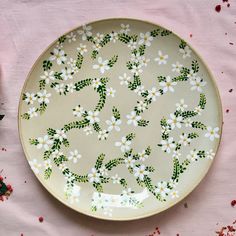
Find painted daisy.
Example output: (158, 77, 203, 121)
(92, 57, 110, 74)
(106, 87, 116, 97)
(154, 50, 168, 65)
(167, 113, 183, 129)
(86, 111, 100, 124)
(24, 92, 36, 104)
(106, 116, 121, 132)
(126, 111, 141, 127)
(40, 71, 54, 84)
(133, 165, 149, 181)
(73, 105, 84, 117)
(115, 136, 131, 153)
(49, 48, 67, 65)
(160, 137, 175, 153)
(119, 73, 131, 86)
(88, 168, 100, 183)
(37, 135, 53, 150)
(68, 150, 82, 163)
(54, 129, 67, 141)
(139, 32, 153, 47)
(159, 76, 177, 93)
(77, 24, 92, 41)
(205, 126, 220, 141)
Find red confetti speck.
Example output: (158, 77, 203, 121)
(177, 234, 180, 236)
(222, 0, 228, 2)
(231, 200, 236, 207)
(227, 3, 230, 7)
(226, 109, 229, 113)
(184, 202, 188, 208)
(229, 42, 234, 45)
(229, 89, 233, 93)
(39, 216, 44, 223)
(21, 234, 24, 236)
(190, 34, 193, 38)
(215, 5, 221, 12)
(225, 32, 228, 35)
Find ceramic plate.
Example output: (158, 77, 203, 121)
(18, 18, 222, 220)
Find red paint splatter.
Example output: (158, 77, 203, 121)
(146, 227, 161, 236)
(229, 89, 233, 93)
(226, 109, 229, 113)
(231, 200, 236, 207)
(215, 5, 221, 12)
(39, 216, 44, 223)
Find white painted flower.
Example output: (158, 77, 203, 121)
(172, 150, 181, 159)
(58, 163, 67, 171)
(28, 107, 38, 118)
(140, 56, 150, 67)
(120, 24, 130, 34)
(94, 33, 104, 43)
(77, 25, 92, 41)
(176, 99, 188, 112)
(24, 92, 36, 104)
(66, 32, 76, 43)
(92, 78, 102, 89)
(184, 118, 192, 127)
(88, 168, 100, 183)
(187, 149, 198, 162)
(93, 57, 110, 74)
(179, 45, 192, 59)
(66, 83, 75, 93)
(103, 207, 113, 217)
(155, 181, 170, 197)
(172, 61, 183, 73)
(126, 111, 141, 126)
(194, 106, 202, 115)
(49, 48, 67, 64)
(171, 190, 179, 199)
(37, 135, 53, 150)
(147, 87, 160, 101)
(115, 136, 131, 153)
(55, 83, 65, 94)
(190, 77, 207, 92)
(137, 100, 147, 111)
(37, 90, 51, 104)
(124, 156, 135, 168)
(206, 149, 215, 160)
(98, 130, 108, 140)
(111, 174, 121, 184)
(29, 159, 41, 174)
(109, 32, 118, 43)
(106, 116, 121, 132)
(179, 133, 191, 146)
(61, 68, 73, 80)
(139, 32, 153, 46)
(73, 105, 84, 117)
(131, 52, 141, 63)
(44, 159, 52, 169)
(205, 126, 220, 141)
(159, 76, 177, 93)
(127, 40, 137, 50)
(92, 43, 102, 51)
(133, 165, 149, 180)
(67, 58, 78, 73)
(99, 165, 108, 177)
(65, 172, 76, 182)
(138, 150, 148, 162)
(169, 179, 178, 189)
(119, 73, 131, 85)
(154, 50, 168, 65)
(91, 193, 105, 209)
(40, 71, 54, 84)
(167, 113, 183, 129)
(76, 43, 87, 55)
(160, 137, 175, 153)
(84, 127, 93, 135)
(52, 150, 63, 159)
(106, 87, 116, 97)
(187, 69, 197, 80)
(134, 85, 145, 95)
(122, 188, 133, 196)
(54, 129, 67, 141)
(64, 184, 81, 204)
(131, 64, 143, 75)
(86, 111, 100, 124)
(68, 149, 81, 163)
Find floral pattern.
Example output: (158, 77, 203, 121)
(20, 20, 221, 219)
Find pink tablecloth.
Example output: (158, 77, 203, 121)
(0, 0, 235, 235)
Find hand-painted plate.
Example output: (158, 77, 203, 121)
(18, 18, 222, 221)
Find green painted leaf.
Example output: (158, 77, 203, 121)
(39, 80, 46, 90)
(43, 60, 52, 71)
(95, 154, 105, 170)
(44, 168, 52, 179)
(112, 106, 121, 120)
(137, 119, 149, 127)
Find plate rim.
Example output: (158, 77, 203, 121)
(18, 17, 223, 221)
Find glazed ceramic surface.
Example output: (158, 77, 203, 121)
(18, 18, 222, 220)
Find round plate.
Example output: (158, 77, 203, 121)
(18, 18, 222, 220)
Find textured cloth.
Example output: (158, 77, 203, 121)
(0, 0, 235, 235)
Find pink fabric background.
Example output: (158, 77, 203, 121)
(0, 0, 235, 235)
